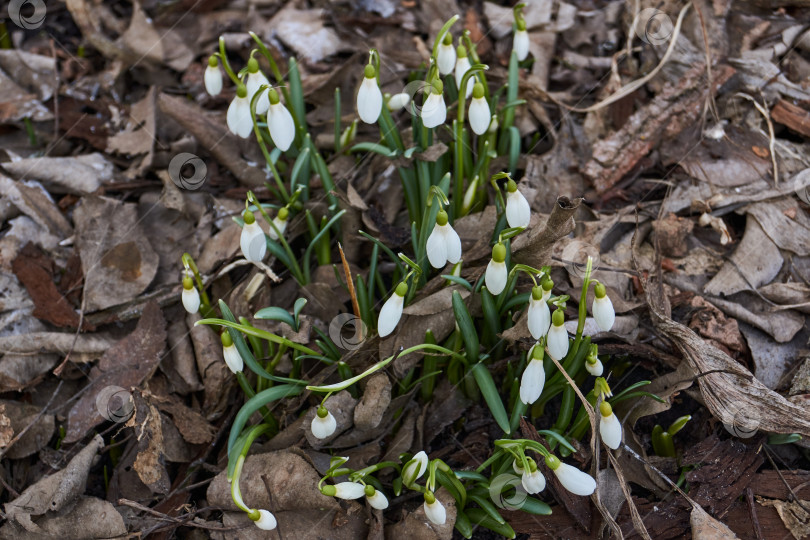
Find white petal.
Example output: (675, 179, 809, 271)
(424, 499, 446, 525)
(311, 411, 337, 439)
(521, 470, 546, 494)
(600, 412, 622, 450)
(367, 490, 389, 510)
(437, 43, 456, 75)
(268, 102, 295, 151)
(254, 509, 277, 530)
(485, 260, 507, 295)
(227, 96, 250, 137)
(421, 93, 446, 128)
(512, 460, 524, 475)
(592, 295, 615, 332)
(554, 463, 596, 496)
(403, 451, 428, 482)
(204, 65, 222, 96)
(454, 57, 472, 98)
(468, 97, 491, 135)
(246, 71, 270, 115)
(223, 344, 243, 374)
(357, 77, 383, 124)
(268, 217, 287, 240)
(426, 226, 448, 268)
(377, 293, 404, 338)
(506, 190, 531, 228)
(182, 287, 200, 314)
(527, 297, 550, 340)
(443, 224, 462, 264)
(520, 358, 546, 405)
(514, 29, 530, 61)
(547, 325, 569, 361)
(387, 93, 410, 111)
(585, 359, 604, 376)
(334, 482, 366, 499)
(240, 221, 267, 262)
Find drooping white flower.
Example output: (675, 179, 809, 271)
(221, 332, 243, 374)
(592, 283, 615, 332)
(485, 242, 508, 295)
(426, 209, 462, 268)
(521, 461, 546, 494)
(311, 405, 337, 439)
(378, 282, 407, 338)
(585, 355, 604, 377)
(454, 45, 473, 99)
(331, 482, 367, 500)
(547, 309, 569, 361)
(512, 459, 525, 475)
(181, 275, 200, 314)
(505, 179, 531, 228)
(403, 450, 429, 483)
(387, 92, 410, 111)
(357, 64, 382, 124)
(545, 455, 596, 496)
(513, 26, 530, 61)
(424, 493, 446, 525)
(436, 33, 456, 75)
(267, 88, 295, 151)
(527, 285, 551, 340)
(365, 486, 389, 510)
(252, 509, 277, 530)
(488, 114, 499, 133)
(268, 207, 288, 241)
(520, 344, 545, 404)
(227, 84, 253, 138)
(468, 83, 491, 135)
(204, 56, 222, 96)
(245, 57, 270, 115)
(421, 80, 447, 129)
(240, 210, 267, 262)
(599, 401, 622, 450)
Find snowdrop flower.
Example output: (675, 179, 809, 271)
(321, 482, 366, 500)
(423, 491, 446, 525)
(267, 88, 295, 151)
(250, 509, 277, 531)
(268, 207, 288, 241)
(545, 455, 596, 496)
(521, 459, 546, 494)
(599, 401, 622, 450)
(387, 92, 410, 111)
(454, 45, 472, 99)
(436, 32, 456, 75)
(512, 459, 525, 475)
(520, 342, 546, 404)
(240, 209, 266, 262)
(245, 57, 270, 115)
(426, 209, 461, 268)
(485, 242, 508, 295)
(365, 485, 389, 510)
(378, 282, 407, 338)
(528, 285, 551, 340)
(227, 84, 253, 138)
(585, 345, 603, 376)
(403, 450, 429, 484)
(181, 275, 200, 314)
(357, 64, 382, 124)
(311, 405, 337, 439)
(505, 179, 531, 228)
(468, 83, 491, 135)
(513, 20, 529, 61)
(221, 332, 243, 374)
(421, 79, 447, 129)
(592, 282, 615, 332)
(204, 55, 222, 96)
(547, 309, 569, 361)
(488, 114, 499, 133)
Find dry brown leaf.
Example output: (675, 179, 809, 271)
(129, 394, 170, 494)
(0, 496, 126, 540)
(353, 373, 391, 430)
(759, 498, 810, 540)
(690, 503, 740, 539)
(0, 399, 54, 459)
(2, 154, 112, 195)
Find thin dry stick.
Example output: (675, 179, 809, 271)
(735, 92, 779, 186)
(337, 242, 364, 338)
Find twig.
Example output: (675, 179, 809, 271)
(735, 92, 778, 186)
(117, 499, 245, 532)
(745, 487, 764, 540)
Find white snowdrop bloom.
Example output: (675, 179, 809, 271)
(513, 26, 530, 61)
(227, 85, 253, 138)
(585, 356, 604, 377)
(267, 88, 295, 151)
(204, 56, 222, 96)
(403, 450, 429, 483)
(426, 209, 462, 268)
(365, 486, 389, 510)
(545, 455, 596, 496)
(378, 282, 407, 338)
(527, 285, 551, 340)
(387, 92, 410, 111)
(485, 242, 508, 295)
(268, 207, 289, 241)
(436, 33, 456, 75)
(521, 465, 546, 494)
(221, 333, 243, 374)
(454, 46, 473, 99)
(421, 80, 447, 128)
(468, 83, 491, 135)
(488, 114, 499, 133)
(520, 344, 546, 405)
(512, 459, 525, 475)
(181, 276, 200, 314)
(245, 57, 270, 115)
(599, 401, 622, 450)
(546, 310, 569, 361)
(424, 494, 446, 525)
(332, 482, 367, 500)
(252, 509, 277, 531)
(357, 64, 383, 124)
(240, 210, 267, 262)
(592, 283, 615, 332)
(311, 406, 337, 439)
(505, 179, 531, 228)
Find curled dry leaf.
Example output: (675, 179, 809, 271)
(0, 496, 126, 540)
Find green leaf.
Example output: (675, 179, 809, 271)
(465, 507, 515, 538)
(768, 433, 802, 445)
(451, 290, 478, 364)
(254, 307, 296, 328)
(349, 142, 396, 157)
(455, 511, 473, 538)
(227, 384, 304, 457)
(520, 496, 552, 515)
(471, 363, 510, 434)
(293, 298, 307, 327)
(441, 275, 473, 291)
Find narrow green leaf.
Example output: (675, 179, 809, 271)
(471, 363, 510, 434)
(253, 307, 296, 328)
(227, 384, 304, 457)
(451, 290, 478, 364)
(465, 507, 515, 538)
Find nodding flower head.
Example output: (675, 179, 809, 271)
(426, 209, 462, 268)
(266, 88, 295, 151)
(321, 482, 366, 500)
(402, 450, 429, 484)
(436, 32, 456, 75)
(240, 209, 267, 263)
(387, 92, 410, 111)
(245, 57, 270, 114)
(520, 342, 546, 404)
(527, 285, 551, 340)
(268, 207, 289, 241)
(485, 242, 508, 295)
(505, 179, 531, 228)
(378, 281, 407, 338)
(513, 20, 529, 61)
(592, 282, 615, 332)
(204, 55, 222, 96)
(357, 64, 382, 124)
(599, 401, 622, 450)
(311, 405, 337, 439)
(585, 344, 604, 376)
(468, 83, 491, 135)
(249, 509, 277, 530)
(227, 84, 253, 138)
(521, 458, 546, 494)
(221, 331, 244, 374)
(545, 455, 596, 496)
(547, 309, 569, 361)
(365, 485, 389, 510)
(421, 79, 447, 128)
(181, 275, 200, 314)
(423, 491, 446, 525)
(454, 45, 472, 99)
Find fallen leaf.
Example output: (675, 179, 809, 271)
(759, 498, 810, 540)
(0, 399, 54, 459)
(129, 393, 170, 494)
(353, 373, 391, 430)
(2, 154, 112, 194)
(0, 496, 126, 540)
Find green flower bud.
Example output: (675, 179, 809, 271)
(531, 285, 543, 301)
(472, 82, 485, 99)
(208, 55, 218, 68)
(395, 281, 408, 297)
(436, 209, 449, 226)
(243, 209, 256, 224)
(552, 309, 564, 327)
(492, 242, 506, 263)
(247, 57, 259, 73)
(594, 282, 607, 299)
(221, 331, 233, 347)
(545, 454, 561, 470)
(236, 84, 248, 98)
(268, 88, 280, 105)
(183, 275, 194, 290)
(364, 64, 376, 79)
